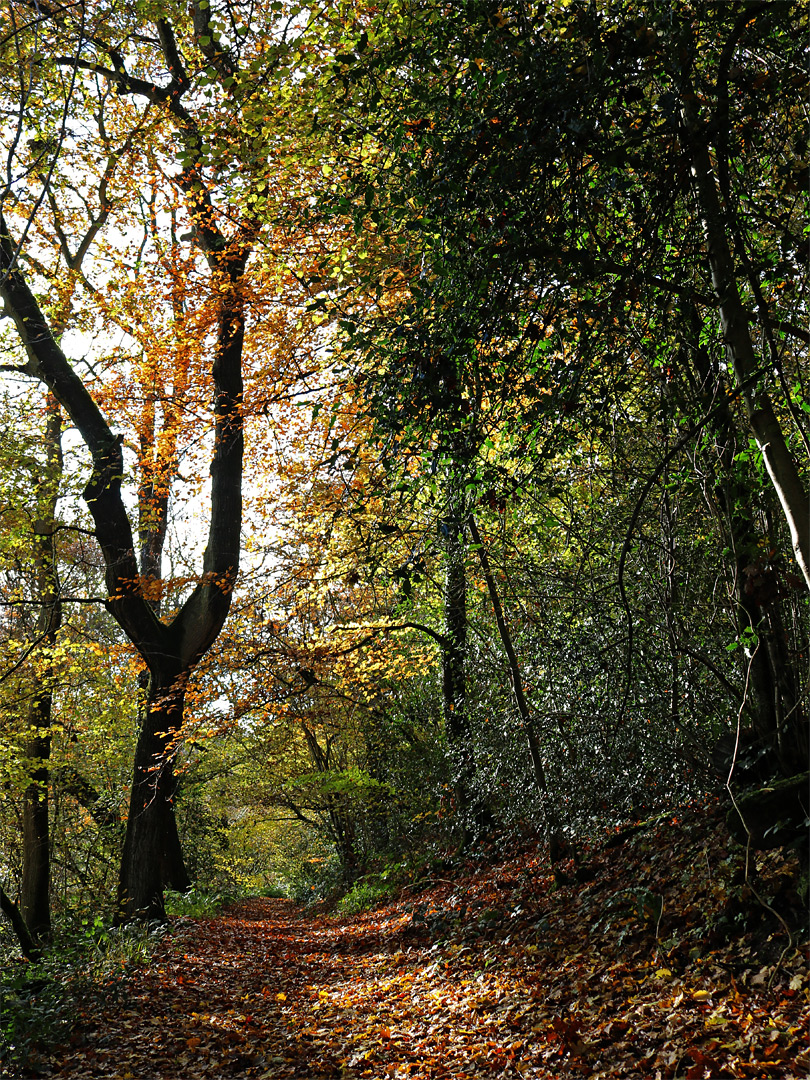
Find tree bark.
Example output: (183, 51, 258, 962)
(117, 670, 189, 919)
(20, 397, 62, 943)
(21, 721, 52, 941)
(681, 89, 810, 589)
(441, 487, 474, 821)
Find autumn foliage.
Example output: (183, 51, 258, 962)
(0, 0, 808, 1076)
(28, 800, 810, 1080)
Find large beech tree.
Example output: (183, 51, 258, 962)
(0, 0, 281, 919)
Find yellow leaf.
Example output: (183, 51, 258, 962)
(276, 992, 287, 1001)
(692, 989, 710, 999)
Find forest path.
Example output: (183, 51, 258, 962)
(50, 895, 519, 1080)
(45, 807, 809, 1079)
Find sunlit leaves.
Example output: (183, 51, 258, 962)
(38, 801, 810, 1080)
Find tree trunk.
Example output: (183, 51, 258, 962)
(0, 884, 40, 961)
(442, 508, 467, 738)
(20, 398, 62, 943)
(441, 492, 472, 818)
(467, 515, 549, 799)
(682, 89, 810, 589)
(117, 669, 189, 920)
(679, 308, 807, 776)
(21, 722, 52, 941)
(467, 516, 568, 875)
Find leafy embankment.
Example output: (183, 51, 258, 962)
(33, 799, 810, 1079)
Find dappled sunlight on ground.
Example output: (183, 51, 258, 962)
(41, 801, 809, 1078)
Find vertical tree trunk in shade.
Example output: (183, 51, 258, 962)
(467, 516, 569, 874)
(679, 309, 807, 775)
(441, 489, 471, 815)
(21, 719, 52, 941)
(117, 671, 188, 919)
(467, 516, 548, 800)
(681, 87, 810, 590)
(659, 475, 680, 737)
(21, 398, 62, 942)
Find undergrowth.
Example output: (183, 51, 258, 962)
(336, 862, 411, 916)
(0, 918, 169, 1077)
(164, 885, 242, 918)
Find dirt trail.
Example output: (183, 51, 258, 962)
(50, 896, 491, 1080)
(41, 808, 810, 1079)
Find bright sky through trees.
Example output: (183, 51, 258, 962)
(0, 16, 805, 1068)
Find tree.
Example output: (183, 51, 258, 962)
(0, 0, 278, 919)
(677, 6, 809, 587)
(0, 396, 62, 944)
(19, 399, 61, 941)
(307, 0, 808, 757)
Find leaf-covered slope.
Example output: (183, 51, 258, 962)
(42, 799, 809, 1079)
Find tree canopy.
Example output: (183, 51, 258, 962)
(0, 0, 806, 990)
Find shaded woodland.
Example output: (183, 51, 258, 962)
(0, 0, 807, 1074)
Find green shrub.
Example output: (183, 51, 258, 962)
(337, 862, 408, 916)
(0, 964, 74, 1077)
(164, 885, 241, 919)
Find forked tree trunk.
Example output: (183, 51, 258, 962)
(1, 208, 249, 924)
(0, 7, 261, 924)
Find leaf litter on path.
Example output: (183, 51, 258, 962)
(40, 801, 810, 1079)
